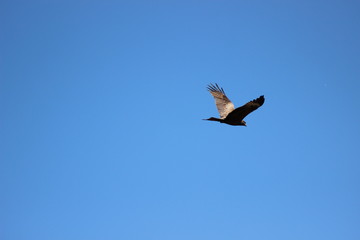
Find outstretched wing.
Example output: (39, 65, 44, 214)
(207, 83, 235, 119)
(225, 95, 265, 121)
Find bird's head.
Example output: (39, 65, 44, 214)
(240, 120, 247, 126)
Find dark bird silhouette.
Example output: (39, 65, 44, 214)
(204, 83, 265, 126)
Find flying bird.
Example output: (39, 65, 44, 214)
(204, 83, 265, 126)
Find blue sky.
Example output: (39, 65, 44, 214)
(1, 1, 360, 239)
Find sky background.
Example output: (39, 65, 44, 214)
(1, 1, 360, 239)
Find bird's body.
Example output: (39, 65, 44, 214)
(204, 84, 265, 126)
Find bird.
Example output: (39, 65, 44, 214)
(204, 83, 265, 126)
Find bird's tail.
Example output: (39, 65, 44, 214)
(203, 117, 222, 122)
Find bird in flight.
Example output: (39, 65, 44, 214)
(204, 83, 265, 126)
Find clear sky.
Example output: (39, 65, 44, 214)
(1, 1, 360, 239)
